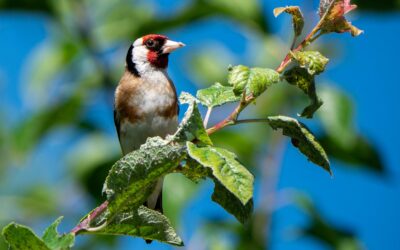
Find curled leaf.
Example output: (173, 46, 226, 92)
(267, 116, 331, 175)
(274, 6, 304, 36)
(284, 67, 323, 118)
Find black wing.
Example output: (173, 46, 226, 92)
(114, 107, 121, 143)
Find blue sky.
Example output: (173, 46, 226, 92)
(0, 2, 399, 250)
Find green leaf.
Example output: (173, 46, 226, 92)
(273, 6, 304, 36)
(228, 65, 280, 97)
(284, 67, 323, 118)
(42, 217, 74, 250)
(178, 91, 199, 105)
(103, 137, 186, 217)
(211, 181, 253, 224)
(267, 116, 331, 175)
(291, 51, 329, 75)
(196, 82, 240, 108)
(186, 142, 254, 205)
(181, 157, 210, 183)
(2, 223, 49, 250)
(82, 206, 183, 246)
(172, 94, 212, 145)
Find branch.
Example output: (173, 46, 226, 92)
(276, 1, 335, 73)
(206, 93, 253, 135)
(70, 201, 109, 235)
(205, 5, 337, 136)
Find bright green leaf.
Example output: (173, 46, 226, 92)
(212, 181, 253, 224)
(42, 217, 74, 250)
(186, 142, 254, 205)
(228, 65, 280, 97)
(284, 67, 323, 118)
(103, 137, 186, 217)
(267, 116, 331, 175)
(273, 6, 304, 36)
(196, 82, 240, 108)
(172, 94, 212, 145)
(2, 223, 49, 250)
(291, 51, 329, 75)
(82, 206, 183, 246)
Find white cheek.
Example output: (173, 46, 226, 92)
(132, 45, 150, 72)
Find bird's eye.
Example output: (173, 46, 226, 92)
(145, 39, 155, 48)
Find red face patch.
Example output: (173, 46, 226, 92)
(142, 34, 169, 69)
(147, 51, 169, 69)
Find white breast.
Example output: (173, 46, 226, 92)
(119, 70, 178, 155)
(128, 70, 176, 115)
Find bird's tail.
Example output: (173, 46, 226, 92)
(144, 178, 164, 244)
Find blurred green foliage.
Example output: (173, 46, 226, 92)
(0, 0, 392, 249)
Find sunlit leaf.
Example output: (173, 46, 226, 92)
(228, 65, 280, 97)
(197, 82, 240, 108)
(186, 142, 254, 205)
(291, 51, 329, 75)
(267, 116, 331, 175)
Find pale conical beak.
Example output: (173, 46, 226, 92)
(162, 40, 185, 54)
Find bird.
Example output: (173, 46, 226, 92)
(113, 34, 185, 223)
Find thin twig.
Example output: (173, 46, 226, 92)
(203, 107, 213, 128)
(71, 201, 109, 235)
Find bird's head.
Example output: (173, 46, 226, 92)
(126, 34, 185, 76)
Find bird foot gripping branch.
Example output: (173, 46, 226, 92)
(2, 0, 361, 248)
